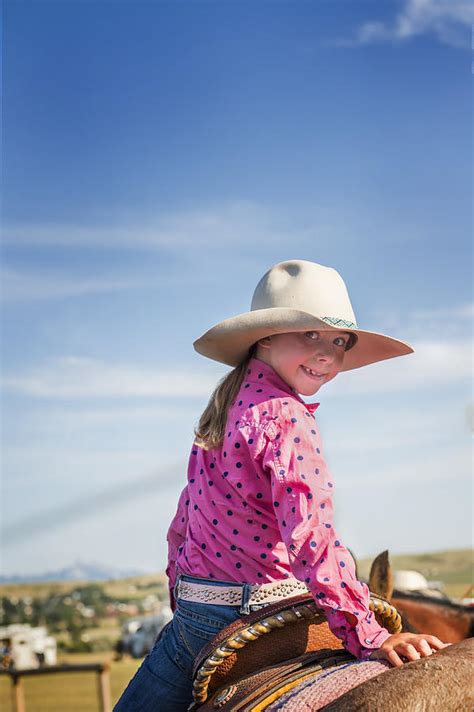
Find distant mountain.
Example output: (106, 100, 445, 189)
(0, 560, 145, 584)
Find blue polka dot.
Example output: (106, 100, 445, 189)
(235, 443, 240, 449)
(311, 429, 316, 435)
(260, 553, 267, 559)
(297, 455, 304, 461)
(230, 544, 237, 551)
(294, 437, 300, 443)
(286, 486, 292, 493)
(328, 482, 333, 488)
(340, 561, 345, 567)
(225, 494, 231, 499)
(201, 543, 206, 550)
(273, 501, 279, 507)
(258, 373, 263, 378)
(310, 541, 317, 548)
(307, 493, 313, 500)
(325, 523, 331, 528)
(236, 562, 242, 568)
(212, 519, 218, 525)
(238, 400, 243, 406)
(192, 450, 197, 455)
(291, 418, 297, 423)
(233, 529, 239, 535)
(320, 503, 325, 509)
(315, 468, 319, 474)
(256, 492, 263, 499)
(254, 535, 260, 541)
(236, 482, 242, 489)
(335, 540, 340, 546)
(223, 471, 229, 477)
(236, 462, 242, 468)
(208, 480, 214, 486)
(316, 448, 320, 453)
(341, 582, 347, 588)
(324, 577, 330, 582)
(248, 438, 254, 444)
(257, 388, 263, 393)
(216, 552, 222, 558)
(227, 510, 233, 516)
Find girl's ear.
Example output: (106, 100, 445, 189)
(257, 336, 272, 349)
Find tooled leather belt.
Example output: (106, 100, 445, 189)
(176, 577, 309, 606)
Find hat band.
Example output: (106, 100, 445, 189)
(321, 316, 358, 330)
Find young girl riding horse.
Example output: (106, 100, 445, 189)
(115, 259, 448, 711)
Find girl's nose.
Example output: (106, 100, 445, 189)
(314, 342, 335, 361)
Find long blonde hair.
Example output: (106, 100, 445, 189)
(194, 343, 257, 450)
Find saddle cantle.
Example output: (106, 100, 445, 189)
(190, 592, 402, 710)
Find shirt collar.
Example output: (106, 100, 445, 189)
(246, 356, 320, 413)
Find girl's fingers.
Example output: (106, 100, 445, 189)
(396, 643, 420, 661)
(415, 639, 433, 657)
(421, 635, 449, 650)
(385, 648, 404, 668)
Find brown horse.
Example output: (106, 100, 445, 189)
(369, 550, 474, 642)
(191, 600, 473, 710)
(190, 553, 473, 711)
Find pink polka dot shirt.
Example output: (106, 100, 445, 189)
(166, 356, 390, 660)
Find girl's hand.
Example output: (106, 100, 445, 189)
(369, 633, 450, 668)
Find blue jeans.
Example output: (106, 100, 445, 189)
(114, 575, 263, 711)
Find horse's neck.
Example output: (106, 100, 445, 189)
(392, 595, 473, 641)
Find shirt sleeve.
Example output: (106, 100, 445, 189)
(261, 403, 390, 660)
(166, 484, 189, 610)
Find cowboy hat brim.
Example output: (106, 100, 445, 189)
(193, 307, 413, 371)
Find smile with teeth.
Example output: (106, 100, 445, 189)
(301, 365, 326, 378)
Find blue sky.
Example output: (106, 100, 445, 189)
(1, 0, 472, 577)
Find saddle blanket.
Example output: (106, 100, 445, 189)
(266, 659, 391, 711)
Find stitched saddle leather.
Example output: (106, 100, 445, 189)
(191, 594, 344, 708)
(197, 649, 353, 712)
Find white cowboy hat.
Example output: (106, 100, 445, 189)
(193, 259, 413, 371)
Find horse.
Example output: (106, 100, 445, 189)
(188, 553, 473, 711)
(368, 550, 474, 643)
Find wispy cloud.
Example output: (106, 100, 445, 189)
(326, 338, 472, 397)
(332, 0, 473, 50)
(2, 201, 312, 250)
(1, 356, 225, 399)
(1, 267, 143, 302)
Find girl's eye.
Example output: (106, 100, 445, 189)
(333, 336, 348, 347)
(305, 331, 320, 340)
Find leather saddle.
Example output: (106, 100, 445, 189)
(189, 592, 401, 711)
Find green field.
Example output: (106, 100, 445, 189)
(357, 547, 473, 599)
(0, 654, 142, 711)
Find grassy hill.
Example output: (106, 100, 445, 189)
(357, 547, 473, 598)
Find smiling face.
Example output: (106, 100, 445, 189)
(255, 330, 350, 396)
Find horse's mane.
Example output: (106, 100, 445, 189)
(392, 588, 474, 614)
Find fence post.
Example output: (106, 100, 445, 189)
(12, 674, 26, 712)
(97, 664, 112, 712)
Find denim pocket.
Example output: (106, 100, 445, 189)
(175, 601, 241, 658)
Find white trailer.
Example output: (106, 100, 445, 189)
(0, 624, 57, 670)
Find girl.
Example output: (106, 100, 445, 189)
(115, 259, 448, 711)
